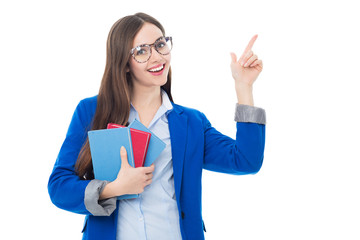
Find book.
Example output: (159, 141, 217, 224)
(88, 120, 166, 200)
(128, 119, 166, 167)
(107, 123, 151, 168)
(88, 127, 137, 200)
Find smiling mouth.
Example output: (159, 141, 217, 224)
(148, 64, 165, 73)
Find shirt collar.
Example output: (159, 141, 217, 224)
(161, 89, 173, 114)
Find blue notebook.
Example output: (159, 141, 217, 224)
(88, 127, 138, 200)
(128, 119, 166, 167)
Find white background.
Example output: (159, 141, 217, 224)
(1, 0, 359, 239)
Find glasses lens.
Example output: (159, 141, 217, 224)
(155, 37, 172, 55)
(133, 45, 151, 63)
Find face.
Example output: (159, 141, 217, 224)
(128, 23, 171, 90)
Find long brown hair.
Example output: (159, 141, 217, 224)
(75, 13, 173, 179)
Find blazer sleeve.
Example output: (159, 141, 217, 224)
(202, 104, 266, 175)
(48, 99, 93, 215)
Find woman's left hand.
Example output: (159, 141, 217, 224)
(230, 35, 263, 87)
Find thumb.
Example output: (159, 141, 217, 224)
(230, 52, 237, 63)
(120, 146, 131, 168)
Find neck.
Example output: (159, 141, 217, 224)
(131, 85, 162, 111)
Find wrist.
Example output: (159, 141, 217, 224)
(235, 84, 254, 106)
(235, 81, 253, 91)
(100, 181, 125, 200)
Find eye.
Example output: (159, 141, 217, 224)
(135, 46, 148, 56)
(156, 41, 166, 49)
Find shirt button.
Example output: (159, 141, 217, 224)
(139, 217, 144, 221)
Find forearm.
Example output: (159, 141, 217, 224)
(48, 169, 91, 215)
(203, 104, 266, 174)
(233, 121, 265, 173)
(84, 180, 117, 216)
(233, 104, 266, 173)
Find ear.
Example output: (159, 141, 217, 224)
(126, 63, 130, 73)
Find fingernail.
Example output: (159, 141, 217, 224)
(120, 146, 125, 153)
(244, 62, 248, 67)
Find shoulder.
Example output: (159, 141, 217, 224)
(172, 103, 201, 115)
(72, 95, 98, 125)
(78, 95, 98, 108)
(171, 103, 208, 123)
(77, 95, 97, 113)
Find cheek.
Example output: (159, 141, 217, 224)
(165, 54, 171, 64)
(129, 60, 145, 75)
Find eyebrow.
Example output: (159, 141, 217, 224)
(136, 36, 164, 47)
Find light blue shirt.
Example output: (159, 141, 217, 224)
(116, 90, 182, 240)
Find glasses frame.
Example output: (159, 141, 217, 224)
(130, 36, 173, 63)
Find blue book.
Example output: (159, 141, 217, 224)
(128, 119, 166, 167)
(88, 127, 138, 200)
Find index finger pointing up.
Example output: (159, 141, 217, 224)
(245, 34, 258, 52)
(240, 35, 258, 60)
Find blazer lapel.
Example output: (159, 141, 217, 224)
(168, 104, 188, 203)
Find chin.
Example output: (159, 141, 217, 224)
(151, 70, 169, 87)
(159, 76, 169, 86)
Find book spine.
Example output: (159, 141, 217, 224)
(127, 128, 135, 167)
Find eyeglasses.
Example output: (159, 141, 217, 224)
(130, 36, 173, 63)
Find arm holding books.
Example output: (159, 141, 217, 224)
(48, 99, 155, 216)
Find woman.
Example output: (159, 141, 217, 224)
(48, 12, 266, 240)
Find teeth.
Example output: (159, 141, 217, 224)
(148, 65, 164, 72)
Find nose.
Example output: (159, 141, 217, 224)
(149, 46, 163, 62)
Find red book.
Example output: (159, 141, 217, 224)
(107, 123, 151, 168)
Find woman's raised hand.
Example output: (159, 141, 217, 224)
(230, 35, 263, 106)
(230, 35, 263, 87)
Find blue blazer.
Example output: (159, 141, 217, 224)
(48, 96, 265, 240)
